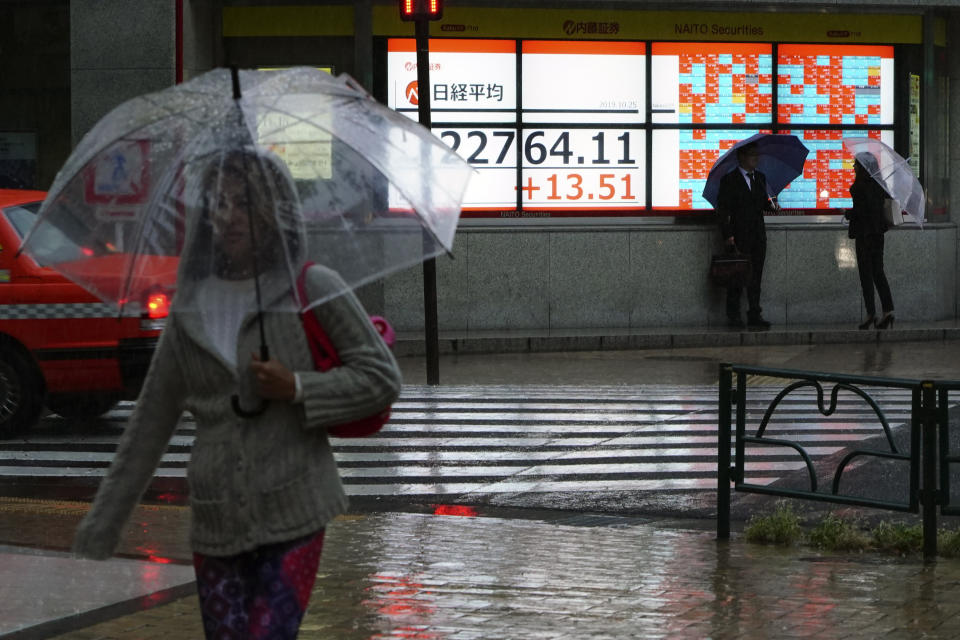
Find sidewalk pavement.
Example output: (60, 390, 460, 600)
(393, 318, 960, 359)
(4, 324, 960, 638)
(5, 498, 960, 640)
(396, 322, 960, 386)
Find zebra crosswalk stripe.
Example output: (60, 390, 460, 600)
(2, 385, 917, 498)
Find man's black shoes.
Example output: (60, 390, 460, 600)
(729, 314, 771, 330)
(746, 315, 771, 330)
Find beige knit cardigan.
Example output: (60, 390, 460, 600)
(73, 264, 401, 558)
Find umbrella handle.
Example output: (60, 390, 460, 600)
(231, 344, 270, 417)
(231, 394, 269, 417)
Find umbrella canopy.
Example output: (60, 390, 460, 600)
(702, 133, 809, 208)
(842, 136, 925, 227)
(18, 67, 473, 318)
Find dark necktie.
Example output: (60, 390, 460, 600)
(747, 172, 758, 195)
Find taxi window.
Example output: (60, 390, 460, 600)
(3, 201, 89, 265)
(3, 202, 41, 237)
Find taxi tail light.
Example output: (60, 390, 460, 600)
(145, 291, 170, 319)
(139, 288, 171, 331)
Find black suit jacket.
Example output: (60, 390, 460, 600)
(717, 168, 769, 247)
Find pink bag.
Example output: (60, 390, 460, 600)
(297, 263, 394, 437)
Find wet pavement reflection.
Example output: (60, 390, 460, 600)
(6, 339, 960, 638)
(36, 510, 960, 639)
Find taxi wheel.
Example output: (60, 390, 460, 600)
(46, 393, 119, 420)
(0, 346, 44, 439)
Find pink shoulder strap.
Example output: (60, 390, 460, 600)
(297, 262, 340, 371)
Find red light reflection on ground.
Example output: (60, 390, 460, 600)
(432, 505, 478, 517)
(135, 543, 174, 564)
(146, 555, 174, 564)
(363, 573, 441, 638)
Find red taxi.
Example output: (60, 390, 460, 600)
(0, 189, 171, 437)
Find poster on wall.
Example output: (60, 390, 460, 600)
(909, 73, 920, 178)
(257, 109, 332, 181)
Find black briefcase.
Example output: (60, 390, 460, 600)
(710, 251, 752, 288)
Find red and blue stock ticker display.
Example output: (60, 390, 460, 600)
(386, 38, 894, 216)
(651, 43, 773, 125)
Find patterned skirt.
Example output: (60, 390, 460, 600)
(193, 530, 326, 639)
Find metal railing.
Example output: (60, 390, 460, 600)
(716, 363, 960, 559)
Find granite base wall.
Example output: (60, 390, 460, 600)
(383, 224, 958, 332)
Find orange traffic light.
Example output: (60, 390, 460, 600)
(399, 0, 442, 21)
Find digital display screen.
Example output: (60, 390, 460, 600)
(435, 128, 518, 210)
(520, 40, 645, 211)
(652, 128, 766, 210)
(384, 39, 896, 216)
(776, 129, 895, 209)
(777, 44, 894, 125)
(522, 41, 645, 124)
(387, 39, 517, 124)
(521, 128, 645, 210)
(652, 43, 772, 124)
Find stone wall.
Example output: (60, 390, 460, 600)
(383, 223, 957, 331)
(70, 0, 177, 145)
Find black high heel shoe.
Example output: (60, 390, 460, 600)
(877, 313, 895, 329)
(858, 316, 877, 330)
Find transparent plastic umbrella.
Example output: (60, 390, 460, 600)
(842, 136, 925, 227)
(18, 66, 473, 319)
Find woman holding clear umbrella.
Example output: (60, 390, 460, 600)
(846, 153, 895, 330)
(72, 147, 402, 638)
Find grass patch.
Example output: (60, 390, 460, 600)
(743, 505, 960, 557)
(744, 501, 803, 545)
(872, 521, 923, 555)
(806, 513, 871, 552)
(939, 529, 960, 558)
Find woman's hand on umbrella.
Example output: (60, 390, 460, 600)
(249, 353, 296, 401)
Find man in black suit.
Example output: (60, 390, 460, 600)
(717, 142, 775, 329)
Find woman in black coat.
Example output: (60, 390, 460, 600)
(846, 154, 895, 329)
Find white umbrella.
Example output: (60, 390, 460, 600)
(19, 66, 473, 318)
(842, 136, 925, 227)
